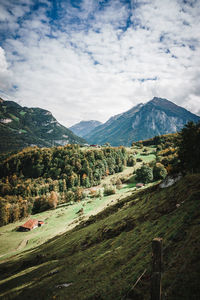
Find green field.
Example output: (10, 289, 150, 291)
(0, 173, 156, 261)
(0, 173, 199, 300)
(19, 111, 27, 116)
(0, 148, 156, 261)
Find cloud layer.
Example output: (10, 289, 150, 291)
(0, 0, 200, 126)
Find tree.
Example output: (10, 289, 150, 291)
(153, 163, 167, 180)
(127, 155, 136, 166)
(65, 190, 75, 203)
(82, 174, 90, 188)
(12, 203, 20, 222)
(48, 191, 58, 209)
(74, 187, 83, 201)
(178, 121, 200, 173)
(0, 200, 11, 226)
(135, 165, 153, 183)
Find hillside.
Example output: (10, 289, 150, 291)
(85, 97, 200, 146)
(0, 173, 199, 299)
(0, 99, 86, 153)
(69, 120, 102, 138)
(0, 144, 128, 226)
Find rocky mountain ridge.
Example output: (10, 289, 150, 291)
(69, 120, 102, 138)
(84, 97, 200, 146)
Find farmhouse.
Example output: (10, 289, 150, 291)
(136, 183, 144, 188)
(90, 144, 100, 148)
(18, 219, 44, 231)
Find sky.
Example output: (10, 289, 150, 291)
(0, 0, 200, 127)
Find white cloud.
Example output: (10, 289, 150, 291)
(0, 0, 200, 126)
(0, 47, 12, 91)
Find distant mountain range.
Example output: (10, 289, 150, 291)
(0, 98, 86, 153)
(83, 97, 200, 146)
(69, 120, 102, 138)
(1, 96, 199, 152)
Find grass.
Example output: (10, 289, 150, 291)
(19, 129, 27, 133)
(0, 173, 200, 300)
(19, 111, 27, 116)
(0, 179, 156, 261)
(0, 195, 116, 260)
(0, 147, 156, 261)
(9, 113, 19, 122)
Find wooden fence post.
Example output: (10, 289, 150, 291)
(151, 238, 163, 300)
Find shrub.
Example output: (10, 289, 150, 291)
(136, 158, 143, 162)
(119, 176, 128, 183)
(127, 155, 136, 166)
(115, 178, 122, 189)
(104, 185, 116, 196)
(156, 145, 162, 151)
(90, 189, 98, 198)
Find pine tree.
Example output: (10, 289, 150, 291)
(178, 121, 200, 173)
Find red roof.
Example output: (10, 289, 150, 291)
(20, 219, 38, 230)
(136, 183, 144, 187)
(38, 221, 44, 225)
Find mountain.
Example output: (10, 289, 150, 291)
(85, 97, 200, 146)
(69, 120, 102, 138)
(0, 99, 86, 153)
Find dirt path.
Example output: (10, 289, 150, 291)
(16, 239, 28, 251)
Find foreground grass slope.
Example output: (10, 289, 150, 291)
(0, 174, 200, 300)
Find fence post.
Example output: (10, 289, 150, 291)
(151, 238, 163, 300)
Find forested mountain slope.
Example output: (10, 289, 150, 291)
(0, 99, 85, 153)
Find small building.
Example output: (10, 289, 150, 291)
(18, 219, 44, 231)
(136, 183, 144, 188)
(38, 221, 44, 227)
(90, 144, 100, 148)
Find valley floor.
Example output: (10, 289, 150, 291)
(0, 148, 156, 262)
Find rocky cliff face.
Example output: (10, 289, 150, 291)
(85, 97, 200, 146)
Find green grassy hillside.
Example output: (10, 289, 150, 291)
(0, 173, 199, 300)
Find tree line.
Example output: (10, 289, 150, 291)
(133, 121, 200, 183)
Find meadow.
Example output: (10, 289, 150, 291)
(0, 147, 156, 261)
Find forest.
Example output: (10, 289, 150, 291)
(0, 121, 199, 227)
(0, 145, 127, 225)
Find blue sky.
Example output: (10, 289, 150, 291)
(0, 0, 200, 126)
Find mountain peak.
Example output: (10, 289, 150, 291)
(69, 120, 102, 138)
(150, 97, 171, 104)
(85, 97, 200, 146)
